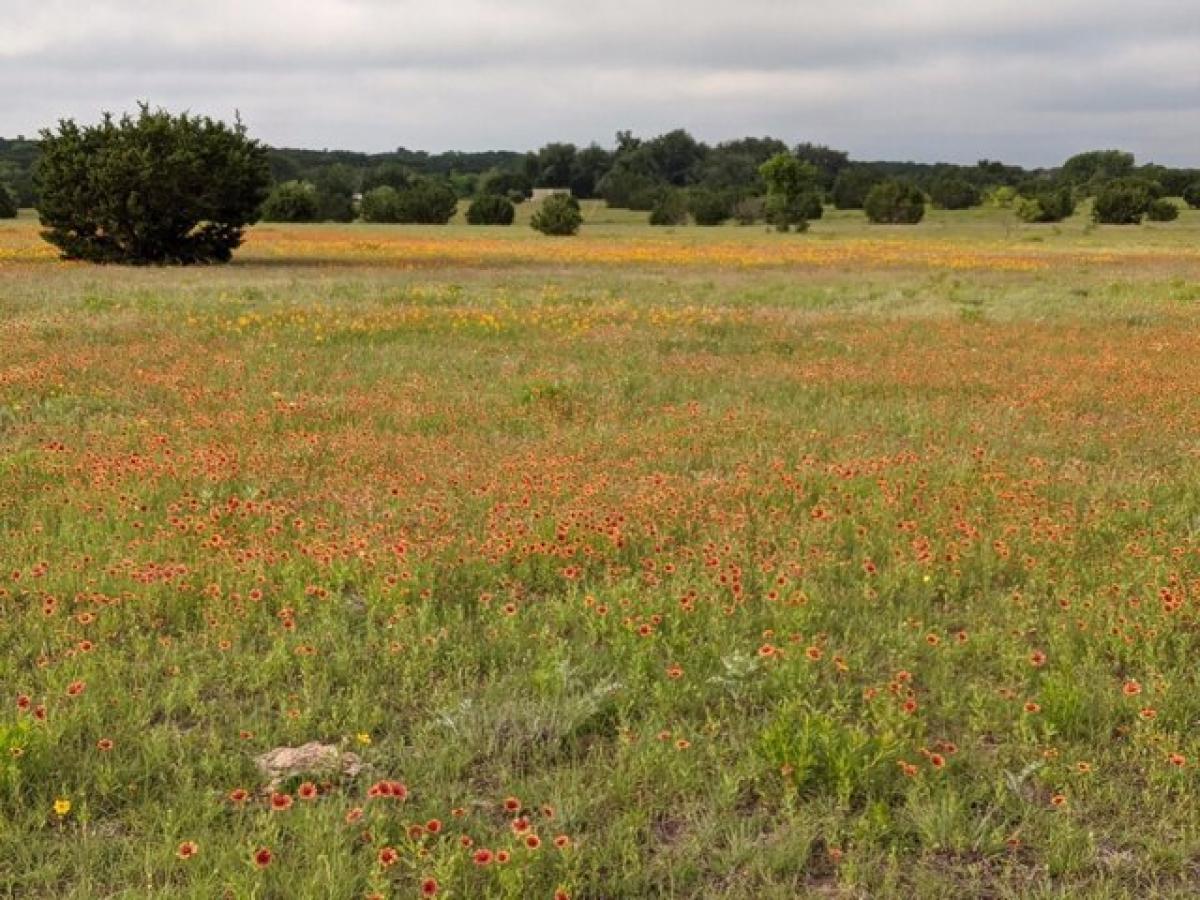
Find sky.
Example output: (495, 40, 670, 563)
(2, 0, 1198, 167)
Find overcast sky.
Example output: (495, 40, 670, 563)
(2, 0, 1197, 166)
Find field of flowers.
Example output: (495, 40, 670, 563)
(2, 208, 1200, 898)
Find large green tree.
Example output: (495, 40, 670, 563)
(36, 105, 270, 263)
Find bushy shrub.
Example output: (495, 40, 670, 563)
(261, 180, 321, 222)
(479, 170, 532, 201)
(1014, 187, 1075, 223)
(466, 194, 515, 225)
(395, 181, 458, 224)
(597, 169, 661, 210)
(530, 193, 582, 235)
(863, 180, 925, 224)
(1092, 180, 1155, 224)
(688, 189, 731, 226)
(929, 176, 981, 210)
(759, 153, 819, 231)
(0, 183, 16, 218)
(648, 190, 688, 226)
(35, 104, 270, 264)
(1182, 181, 1200, 209)
(986, 186, 1018, 208)
(765, 194, 812, 232)
(1146, 198, 1179, 222)
(359, 186, 401, 223)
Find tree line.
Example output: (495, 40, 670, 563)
(7, 107, 1200, 262)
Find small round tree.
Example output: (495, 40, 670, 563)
(530, 194, 582, 235)
(863, 180, 925, 224)
(1092, 180, 1155, 224)
(688, 189, 732, 226)
(1014, 187, 1075, 223)
(359, 186, 401, 223)
(1182, 181, 1200, 210)
(0, 183, 17, 218)
(260, 181, 320, 222)
(466, 194, 515, 225)
(648, 190, 688, 226)
(394, 181, 458, 224)
(929, 176, 981, 210)
(36, 104, 270, 263)
(1146, 198, 1179, 222)
(759, 153, 819, 232)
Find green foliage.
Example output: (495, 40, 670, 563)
(360, 162, 413, 193)
(687, 188, 732, 226)
(863, 179, 926, 224)
(359, 185, 401, 223)
(759, 709, 904, 806)
(1183, 181, 1200, 209)
(396, 181, 458, 224)
(465, 194, 516, 226)
(312, 164, 358, 222)
(1061, 149, 1135, 193)
(1014, 187, 1075, 223)
(986, 186, 1019, 208)
(259, 180, 320, 222)
(529, 193, 582, 235)
(1092, 179, 1156, 224)
(648, 189, 688, 226)
(732, 196, 766, 225)
(597, 168, 662, 210)
(480, 170, 532, 201)
(831, 167, 882, 209)
(1146, 198, 1179, 222)
(929, 176, 981, 210)
(759, 153, 819, 231)
(0, 182, 16, 218)
(35, 104, 270, 264)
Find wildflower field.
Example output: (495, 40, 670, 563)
(3, 205, 1200, 898)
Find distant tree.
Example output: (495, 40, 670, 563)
(1061, 150, 1135, 194)
(534, 143, 577, 188)
(1092, 179, 1155, 224)
(1184, 181, 1200, 209)
(597, 168, 661, 210)
(830, 167, 882, 209)
(644, 129, 706, 187)
(260, 180, 321, 222)
(394, 180, 458, 224)
(466, 194, 515, 225)
(1014, 187, 1075, 223)
(688, 188, 732, 226)
(530, 193, 582, 235)
(732, 196, 767, 225)
(312, 164, 358, 222)
(570, 144, 612, 199)
(480, 170, 532, 201)
(929, 176, 981, 210)
(359, 186, 401, 222)
(0, 182, 16, 218)
(863, 180, 925, 224)
(759, 153, 819, 231)
(648, 189, 688, 226)
(1145, 198, 1179, 222)
(793, 142, 849, 191)
(35, 104, 270, 263)
(361, 162, 414, 193)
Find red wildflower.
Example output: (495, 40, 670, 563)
(297, 781, 318, 800)
(420, 878, 439, 897)
(473, 848, 494, 866)
(270, 792, 293, 812)
(254, 847, 273, 868)
(377, 846, 399, 868)
(176, 841, 199, 860)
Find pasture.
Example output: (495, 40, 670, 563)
(3, 204, 1200, 898)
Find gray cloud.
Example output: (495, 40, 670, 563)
(2, 0, 1197, 165)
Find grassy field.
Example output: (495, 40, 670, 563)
(2, 203, 1200, 898)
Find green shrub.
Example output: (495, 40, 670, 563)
(359, 186, 401, 223)
(1182, 181, 1200, 209)
(648, 190, 688, 226)
(395, 181, 458, 224)
(260, 180, 321, 222)
(466, 194, 515, 225)
(864, 179, 925, 224)
(688, 189, 731, 226)
(765, 194, 813, 232)
(1146, 198, 1179, 222)
(1014, 187, 1075, 223)
(530, 193, 582, 235)
(0, 183, 16, 218)
(35, 104, 270, 264)
(929, 176, 981, 210)
(1092, 180, 1155, 224)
